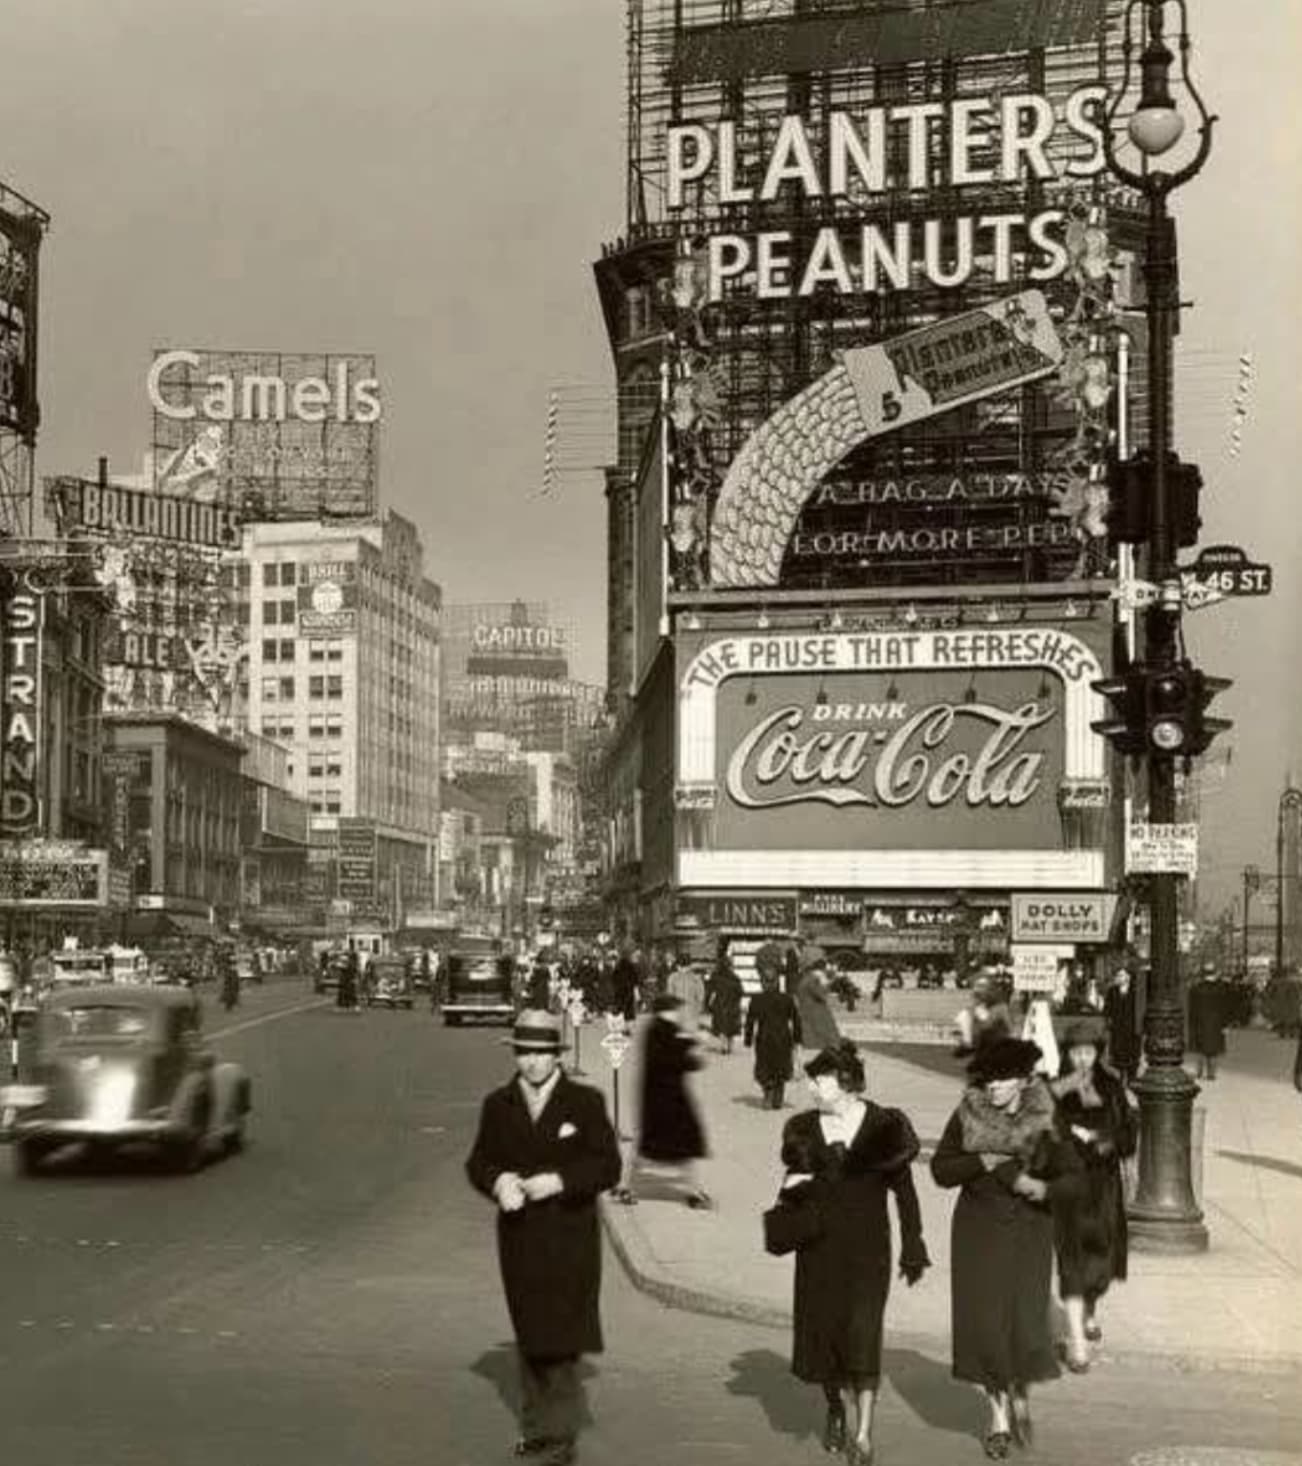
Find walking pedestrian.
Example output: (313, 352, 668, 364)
(465, 1010, 621, 1466)
(776, 1040, 930, 1465)
(930, 1036, 1083, 1460)
(618, 993, 711, 1208)
(1188, 964, 1228, 1080)
(706, 939, 744, 1055)
(1049, 1022, 1136, 1370)
(745, 960, 802, 1109)
(610, 944, 641, 1022)
(954, 973, 1012, 1054)
(795, 947, 841, 1054)
(1102, 964, 1142, 1085)
(666, 952, 707, 1035)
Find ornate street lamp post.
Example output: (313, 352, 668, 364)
(1275, 788, 1302, 977)
(1103, 0, 1216, 1253)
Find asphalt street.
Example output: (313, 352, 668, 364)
(0, 987, 1296, 1466)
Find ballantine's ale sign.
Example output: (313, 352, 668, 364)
(726, 698, 1054, 812)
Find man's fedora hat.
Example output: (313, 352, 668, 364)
(505, 1009, 565, 1052)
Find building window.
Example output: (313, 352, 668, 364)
(261, 677, 279, 702)
(264, 601, 279, 626)
(280, 638, 295, 661)
(279, 677, 295, 700)
(280, 562, 297, 586)
(326, 717, 342, 738)
(263, 564, 278, 586)
(260, 720, 278, 739)
(262, 638, 278, 662)
(309, 675, 325, 699)
(308, 715, 326, 738)
(326, 756, 342, 777)
(309, 759, 324, 778)
(327, 675, 343, 699)
(280, 600, 296, 624)
(309, 643, 325, 662)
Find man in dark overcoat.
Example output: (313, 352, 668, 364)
(1187, 964, 1228, 1080)
(466, 1010, 621, 1465)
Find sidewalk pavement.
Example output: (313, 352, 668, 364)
(583, 1014, 1302, 1376)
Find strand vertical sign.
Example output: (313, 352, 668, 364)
(2, 590, 43, 834)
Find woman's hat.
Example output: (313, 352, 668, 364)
(1058, 1016, 1107, 1051)
(966, 1035, 1042, 1083)
(504, 1009, 565, 1052)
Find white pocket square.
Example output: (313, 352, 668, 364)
(557, 1122, 578, 1139)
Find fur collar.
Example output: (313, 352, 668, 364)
(790, 1103, 920, 1174)
(958, 1078, 1056, 1159)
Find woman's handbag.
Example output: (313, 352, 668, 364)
(762, 1194, 824, 1257)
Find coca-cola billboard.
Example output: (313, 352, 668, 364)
(676, 624, 1112, 892)
(722, 674, 1059, 849)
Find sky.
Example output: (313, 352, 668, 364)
(0, 0, 1298, 916)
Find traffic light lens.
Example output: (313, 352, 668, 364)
(1152, 676, 1184, 708)
(1151, 718, 1186, 752)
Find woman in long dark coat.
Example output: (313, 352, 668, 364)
(745, 966, 802, 1108)
(623, 993, 710, 1207)
(931, 1036, 1083, 1460)
(1050, 1023, 1136, 1370)
(778, 1040, 930, 1465)
(707, 950, 744, 1054)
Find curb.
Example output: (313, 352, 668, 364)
(600, 1199, 1302, 1379)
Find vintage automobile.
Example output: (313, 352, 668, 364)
(366, 954, 415, 1010)
(1, 984, 251, 1176)
(440, 952, 516, 1027)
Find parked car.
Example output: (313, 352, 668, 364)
(440, 953, 515, 1027)
(1, 984, 251, 1176)
(366, 955, 415, 1010)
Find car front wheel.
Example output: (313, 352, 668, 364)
(14, 1138, 49, 1177)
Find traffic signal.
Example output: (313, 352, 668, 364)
(1091, 668, 1147, 757)
(1188, 669, 1233, 756)
(1092, 663, 1233, 758)
(1105, 452, 1203, 550)
(1144, 666, 1195, 754)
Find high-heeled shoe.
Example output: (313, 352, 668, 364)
(1063, 1343, 1091, 1374)
(982, 1430, 1011, 1460)
(847, 1438, 874, 1465)
(822, 1403, 846, 1454)
(1084, 1319, 1103, 1343)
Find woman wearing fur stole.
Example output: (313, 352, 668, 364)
(1050, 1022, 1137, 1371)
(777, 1040, 930, 1465)
(931, 1036, 1084, 1460)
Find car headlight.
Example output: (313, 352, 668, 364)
(88, 1071, 136, 1128)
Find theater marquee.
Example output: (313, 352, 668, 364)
(676, 626, 1110, 891)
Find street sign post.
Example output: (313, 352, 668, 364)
(1186, 544, 1272, 597)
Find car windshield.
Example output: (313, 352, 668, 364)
(448, 957, 511, 989)
(49, 1005, 152, 1040)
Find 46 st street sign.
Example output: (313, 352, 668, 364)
(1187, 543, 1272, 597)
